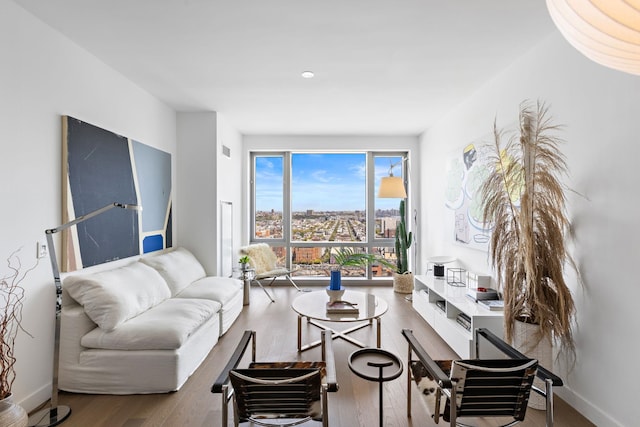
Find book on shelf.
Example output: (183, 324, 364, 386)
(326, 301, 359, 314)
(456, 312, 471, 331)
(478, 299, 504, 311)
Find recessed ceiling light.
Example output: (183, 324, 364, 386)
(301, 71, 314, 79)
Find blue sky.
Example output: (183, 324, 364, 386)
(255, 153, 404, 211)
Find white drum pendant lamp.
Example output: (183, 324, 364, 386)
(546, 0, 640, 75)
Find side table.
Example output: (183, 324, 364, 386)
(348, 348, 403, 427)
(237, 267, 255, 305)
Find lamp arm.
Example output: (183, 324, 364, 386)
(45, 202, 139, 234)
(30, 202, 140, 427)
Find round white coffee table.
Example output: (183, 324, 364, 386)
(291, 290, 388, 352)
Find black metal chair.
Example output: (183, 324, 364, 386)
(212, 330, 338, 426)
(402, 328, 563, 427)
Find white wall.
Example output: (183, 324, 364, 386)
(419, 31, 640, 427)
(216, 115, 244, 264)
(1, 0, 177, 411)
(176, 112, 243, 275)
(176, 112, 218, 273)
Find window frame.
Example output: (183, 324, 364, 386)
(250, 150, 408, 280)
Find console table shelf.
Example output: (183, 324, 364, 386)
(412, 275, 503, 358)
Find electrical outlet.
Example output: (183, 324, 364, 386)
(37, 241, 48, 259)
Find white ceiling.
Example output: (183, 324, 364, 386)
(14, 0, 556, 135)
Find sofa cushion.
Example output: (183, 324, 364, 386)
(64, 262, 171, 331)
(81, 298, 221, 350)
(140, 247, 206, 295)
(176, 276, 242, 305)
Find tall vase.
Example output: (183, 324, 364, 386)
(329, 270, 342, 290)
(0, 393, 28, 427)
(512, 320, 552, 410)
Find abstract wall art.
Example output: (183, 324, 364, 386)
(444, 137, 492, 252)
(62, 116, 172, 271)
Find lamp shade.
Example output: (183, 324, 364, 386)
(378, 176, 407, 198)
(547, 0, 640, 75)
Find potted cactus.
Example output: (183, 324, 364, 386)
(393, 199, 413, 293)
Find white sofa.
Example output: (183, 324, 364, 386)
(59, 247, 243, 394)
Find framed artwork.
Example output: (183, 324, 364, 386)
(444, 137, 492, 251)
(62, 116, 172, 271)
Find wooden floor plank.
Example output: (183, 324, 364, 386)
(42, 285, 594, 426)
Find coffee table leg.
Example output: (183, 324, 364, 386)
(297, 314, 302, 352)
(376, 317, 382, 348)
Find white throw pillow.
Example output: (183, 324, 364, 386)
(64, 262, 171, 331)
(140, 247, 206, 295)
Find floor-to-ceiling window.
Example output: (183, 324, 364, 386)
(251, 151, 407, 281)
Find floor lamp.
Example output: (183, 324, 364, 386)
(28, 202, 141, 427)
(378, 159, 414, 301)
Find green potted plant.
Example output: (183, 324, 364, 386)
(392, 199, 413, 293)
(480, 100, 577, 406)
(238, 255, 251, 271)
(330, 248, 394, 291)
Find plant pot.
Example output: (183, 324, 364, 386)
(512, 320, 552, 410)
(0, 393, 27, 427)
(393, 272, 414, 294)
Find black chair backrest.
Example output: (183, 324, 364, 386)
(229, 368, 323, 423)
(445, 358, 538, 422)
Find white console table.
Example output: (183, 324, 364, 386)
(412, 275, 503, 358)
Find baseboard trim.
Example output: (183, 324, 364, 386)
(556, 386, 622, 426)
(18, 382, 51, 415)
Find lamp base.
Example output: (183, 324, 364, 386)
(28, 406, 71, 427)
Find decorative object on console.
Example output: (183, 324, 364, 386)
(1, 249, 34, 427)
(446, 268, 466, 287)
(478, 300, 504, 311)
(29, 202, 141, 427)
(547, 0, 640, 77)
(426, 256, 456, 279)
(466, 287, 498, 302)
(466, 271, 491, 288)
(480, 100, 578, 380)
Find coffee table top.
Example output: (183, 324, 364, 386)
(292, 290, 388, 322)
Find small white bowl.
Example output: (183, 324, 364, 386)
(326, 287, 345, 303)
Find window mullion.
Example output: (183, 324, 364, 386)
(283, 152, 292, 268)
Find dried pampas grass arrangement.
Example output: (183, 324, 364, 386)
(481, 100, 577, 356)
